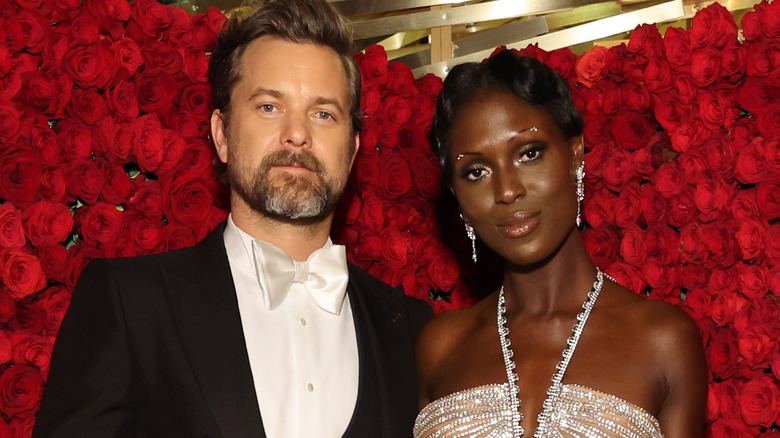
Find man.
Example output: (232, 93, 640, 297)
(33, 1, 432, 436)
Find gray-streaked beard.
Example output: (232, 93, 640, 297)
(229, 149, 343, 224)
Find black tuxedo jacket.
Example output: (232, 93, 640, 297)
(33, 223, 433, 437)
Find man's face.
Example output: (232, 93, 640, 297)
(211, 36, 358, 223)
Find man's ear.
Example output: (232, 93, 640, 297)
(347, 132, 360, 169)
(211, 109, 229, 164)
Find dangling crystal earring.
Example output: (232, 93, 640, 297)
(461, 214, 477, 263)
(575, 161, 585, 227)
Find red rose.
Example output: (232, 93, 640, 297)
(678, 148, 708, 183)
(710, 293, 746, 327)
(177, 83, 211, 117)
(730, 189, 760, 222)
(515, 44, 549, 64)
(191, 7, 225, 52)
(165, 7, 194, 47)
(0, 291, 16, 333)
(161, 172, 217, 227)
(133, 114, 164, 173)
(644, 224, 678, 265)
(376, 115, 399, 150)
(68, 87, 110, 126)
(697, 88, 739, 131)
(720, 42, 745, 81)
(160, 223, 197, 252)
(583, 112, 613, 149)
(601, 148, 638, 192)
(643, 56, 673, 93)
(355, 45, 388, 85)
(128, 0, 172, 40)
(673, 74, 698, 105)
(667, 189, 697, 227)
(156, 129, 188, 177)
(100, 161, 134, 205)
(67, 159, 104, 204)
(711, 379, 744, 421)
(359, 193, 385, 233)
(39, 166, 68, 203)
(693, 178, 732, 222)
(11, 333, 52, 378)
(613, 183, 641, 228)
(35, 244, 71, 284)
(15, 67, 71, 118)
(134, 68, 176, 115)
(384, 95, 412, 126)
(738, 263, 770, 300)
(683, 288, 713, 322)
(604, 262, 646, 294)
(106, 80, 139, 122)
(575, 45, 606, 87)
(767, 224, 780, 262)
(141, 40, 182, 76)
(0, 364, 43, 419)
(65, 241, 103, 290)
(741, 10, 762, 42)
(126, 213, 164, 251)
(611, 112, 653, 151)
(0, 331, 10, 366)
(380, 228, 408, 271)
(109, 36, 144, 76)
(652, 96, 685, 132)
(619, 226, 647, 268)
(83, 0, 132, 37)
(679, 222, 707, 265)
(63, 43, 116, 90)
(582, 188, 616, 228)
(689, 2, 739, 49)
(760, 0, 780, 39)
(738, 76, 780, 114)
(707, 327, 740, 380)
(387, 62, 416, 98)
(0, 203, 26, 249)
(427, 252, 459, 292)
(651, 162, 684, 198)
(627, 23, 664, 61)
(0, 145, 42, 210)
(690, 47, 721, 87)
(620, 82, 651, 113)
(414, 73, 442, 101)
(735, 218, 767, 262)
(757, 103, 780, 139)
(56, 118, 93, 162)
(663, 27, 692, 67)
(670, 119, 709, 153)
(756, 176, 780, 219)
(735, 142, 769, 184)
(410, 155, 441, 201)
(632, 145, 654, 177)
(127, 181, 163, 220)
(22, 200, 73, 246)
(0, 248, 46, 299)
(745, 41, 775, 78)
(709, 267, 741, 296)
(548, 47, 578, 83)
(739, 374, 780, 427)
(353, 230, 382, 264)
(77, 202, 123, 245)
(679, 264, 709, 291)
(704, 133, 737, 182)
(700, 221, 739, 269)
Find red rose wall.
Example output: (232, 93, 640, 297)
(0, 0, 778, 435)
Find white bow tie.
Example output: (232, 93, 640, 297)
(251, 240, 349, 315)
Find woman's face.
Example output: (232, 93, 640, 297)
(449, 88, 583, 266)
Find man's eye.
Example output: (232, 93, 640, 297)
(316, 111, 332, 120)
(259, 104, 275, 112)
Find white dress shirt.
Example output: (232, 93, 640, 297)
(223, 216, 359, 437)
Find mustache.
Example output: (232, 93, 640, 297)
(262, 149, 324, 174)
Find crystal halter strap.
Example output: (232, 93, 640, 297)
(497, 268, 606, 437)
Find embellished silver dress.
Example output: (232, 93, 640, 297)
(413, 271, 663, 438)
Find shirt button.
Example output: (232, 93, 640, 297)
(306, 383, 314, 392)
(299, 317, 307, 326)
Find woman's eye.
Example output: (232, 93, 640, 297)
(464, 167, 488, 182)
(516, 145, 544, 163)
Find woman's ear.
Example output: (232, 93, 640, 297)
(571, 135, 584, 172)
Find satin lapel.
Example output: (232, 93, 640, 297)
(161, 225, 266, 438)
(346, 264, 417, 438)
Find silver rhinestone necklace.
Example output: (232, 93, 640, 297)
(497, 268, 605, 437)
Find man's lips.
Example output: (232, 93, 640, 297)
(496, 211, 541, 238)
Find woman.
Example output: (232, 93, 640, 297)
(414, 50, 707, 437)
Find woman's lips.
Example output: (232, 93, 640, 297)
(496, 212, 540, 238)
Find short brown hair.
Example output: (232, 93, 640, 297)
(208, 0, 362, 133)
